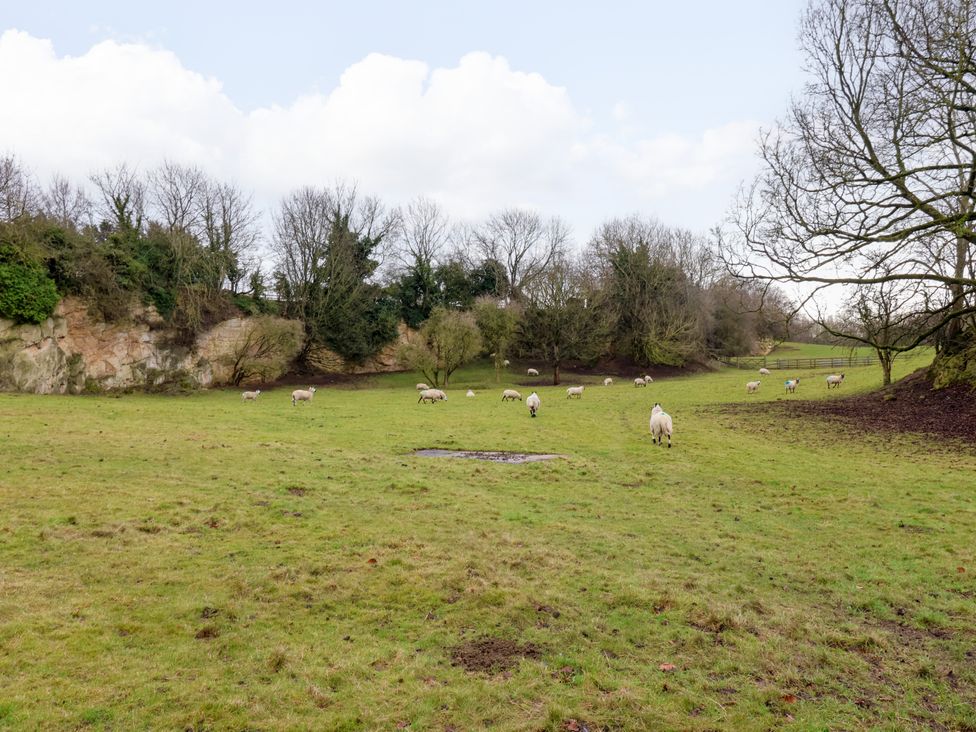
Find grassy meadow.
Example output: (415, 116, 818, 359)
(1, 349, 974, 731)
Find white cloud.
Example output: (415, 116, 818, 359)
(0, 29, 760, 236)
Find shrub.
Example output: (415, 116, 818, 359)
(0, 263, 59, 324)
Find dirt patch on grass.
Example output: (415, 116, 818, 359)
(414, 449, 562, 463)
(720, 370, 976, 442)
(449, 637, 542, 673)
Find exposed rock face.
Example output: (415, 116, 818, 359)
(0, 298, 298, 393)
(306, 323, 409, 375)
(0, 298, 408, 394)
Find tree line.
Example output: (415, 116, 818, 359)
(0, 157, 793, 382)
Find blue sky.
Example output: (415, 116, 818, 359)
(1, 1, 810, 239)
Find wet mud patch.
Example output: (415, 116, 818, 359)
(450, 637, 542, 673)
(414, 449, 562, 464)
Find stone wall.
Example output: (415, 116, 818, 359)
(0, 298, 408, 394)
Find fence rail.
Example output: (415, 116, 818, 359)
(720, 355, 878, 370)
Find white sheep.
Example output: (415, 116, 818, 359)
(466, 389, 476, 398)
(634, 377, 647, 387)
(418, 388, 447, 404)
(416, 383, 430, 391)
(759, 367, 771, 376)
(503, 359, 511, 367)
(604, 377, 613, 386)
(785, 378, 800, 394)
(526, 392, 541, 417)
(746, 380, 761, 394)
(241, 390, 261, 401)
(649, 403, 673, 448)
(291, 387, 316, 405)
(644, 375, 654, 383)
(826, 373, 845, 389)
(527, 368, 539, 376)
(566, 385, 584, 399)
(502, 389, 522, 401)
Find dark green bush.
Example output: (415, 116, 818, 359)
(0, 263, 59, 324)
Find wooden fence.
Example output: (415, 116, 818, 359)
(719, 355, 878, 370)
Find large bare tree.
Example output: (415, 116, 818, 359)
(197, 179, 260, 293)
(90, 164, 146, 233)
(726, 0, 976, 353)
(0, 155, 40, 223)
(473, 208, 569, 299)
(43, 173, 92, 230)
(148, 161, 206, 233)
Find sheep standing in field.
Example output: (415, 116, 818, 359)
(759, 367, 771, 376)
(526, 392, 541, 417)
(416, 383, 431, 391)
(634, 377, 647, 387)
(644, 375, 654, 384)
(502, 389, 522, 401)
(241, 390, 261, 401)
(466, 389, 476, 398)
(527, 368, 539, 376)
(746, 380, 761, 394)
(503, 359, 511, 367)
(649, 403, 673, 448)
(604, 377, 613, 386)
(291, 387, 317, 406)
(785, 378, 800, 394)
(566, 385, 584, 399)
(826, 373, 845, 389)
(418, 388, 447, 404)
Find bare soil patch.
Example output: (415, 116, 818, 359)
(449, 637, 542, 673)
(721, 370, 976, 442)
(414, 449, 562, 463)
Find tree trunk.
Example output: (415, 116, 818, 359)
(553, 362, 560, 385)
(878, 350, 893, 386)
(944, 234, 969, 353)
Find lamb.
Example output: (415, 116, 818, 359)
(566, 385, 584, 399)
(466, 389, 476, 398)
(604, 377, 613, 386)
(785, 378, 800, 394)
(241, 390, 261, 401)
(291, 387, 316, 405)
(826, 373, 845, 389)
(416, 383, 430, 391)
(746, 380, 761, 393)
(527, 368, 539, 376)
(418, 388, 447, 404)
(526, 392, 541, 417)
(502, 389, 522, 401)
(649, 403, 673, 448)
(634, 377, 647, 387)
(759, 367, 771, 376)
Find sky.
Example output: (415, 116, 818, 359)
(0, 0, 810, 245)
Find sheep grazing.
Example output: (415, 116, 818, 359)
(785, 378, 800, 394)
(604, 377, 613, 386)
(241, 390, 261, 401)
(291, 387, 317, 405)
(416, 383, 430, 391)
(826, 373, 845, 389)
(746, 380, 761, 394)
(644, 375, 654, 383)
(526, 392, 541, 417)
(418, 388, 447, 404)
(466, 389, 476, 398)
(634, 377, 647, 387)
(649, 403, 673, 448)
(503, 359, 511, 367)
(527, 368, 539, 376)
(566, 385, 584, 399)
(759, 367, 771, 376)
(502, 389, 522, 401)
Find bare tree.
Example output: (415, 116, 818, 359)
(197, 179, 260, 293)
(43, 173, 92, 230)
(90, 164, 146, 232)
(725, 0, 976, 354)
(395, 196, 449, 270)
(0, 155, 40, 223)
(148, 161, 205, 232)
(473, 209, 569, 299)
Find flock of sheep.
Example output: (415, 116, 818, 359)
(745, 371, 845, 394)
(239, 366, 848, 452)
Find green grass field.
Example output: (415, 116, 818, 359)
(2, 352, 974, 731)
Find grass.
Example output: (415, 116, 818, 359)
(1, 352, 974, 730)
(766, 340, 936, 362)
